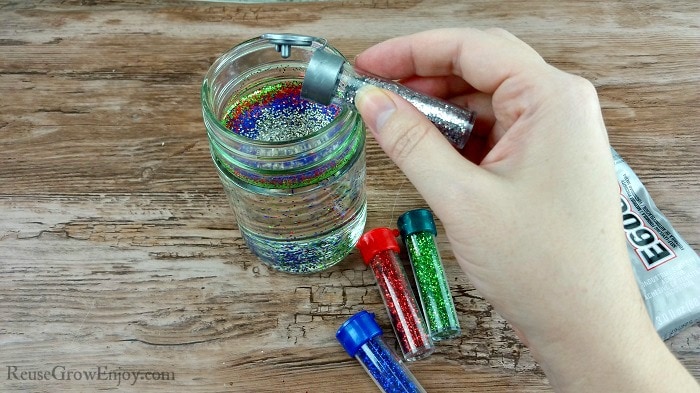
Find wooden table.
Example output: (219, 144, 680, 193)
(1, 1, 698, 392)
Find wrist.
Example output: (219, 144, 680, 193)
(528, 306, 698, 392)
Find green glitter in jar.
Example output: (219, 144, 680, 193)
(399, 209, 461, 341)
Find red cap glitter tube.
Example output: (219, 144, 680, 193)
(356, 228, 434, 361)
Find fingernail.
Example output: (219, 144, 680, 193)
(355, 85, 396, 134)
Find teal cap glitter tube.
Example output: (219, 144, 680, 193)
(397, 209, 461, 341)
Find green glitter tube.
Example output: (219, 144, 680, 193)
(397, 209, 461, 341)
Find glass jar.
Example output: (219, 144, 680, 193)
(201, 34, 367, 274)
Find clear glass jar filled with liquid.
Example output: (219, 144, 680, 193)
(201, 34, 367, 274)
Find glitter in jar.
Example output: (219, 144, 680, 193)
(215, 80, 364, 273)
(203, 37, 367, 275)
(221, 80, 341, 142)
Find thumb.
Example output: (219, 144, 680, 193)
(354, 85, 480, 211)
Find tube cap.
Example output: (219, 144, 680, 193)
(397, 209, 437, 239)
(356, 227, 400, 264)
(336, 310, 383, 357)
(301, 49, 345, 105)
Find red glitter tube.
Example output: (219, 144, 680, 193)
(356, 228, 434, 361)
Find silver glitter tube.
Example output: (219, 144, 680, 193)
(302, 49, 474, 149)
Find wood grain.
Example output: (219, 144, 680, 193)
(1, 1, 698, 392)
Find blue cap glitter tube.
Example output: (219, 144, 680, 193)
(301, 49, 474, 149)
(337, 311, 427, 393)
(398, 209, 461, 341)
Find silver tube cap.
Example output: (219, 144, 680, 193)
(301, 50, 345, 105)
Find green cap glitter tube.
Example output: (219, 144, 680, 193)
(397, 209, 461, 341)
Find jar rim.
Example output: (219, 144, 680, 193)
(201, 35, 351, 148)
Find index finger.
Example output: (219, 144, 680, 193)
(354, 27, 546, 94)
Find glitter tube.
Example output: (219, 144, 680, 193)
(356, 228, 434, 361)
(301, 49, 475, 149)
(336, 311, 427, 393)
(398, 209, 461, 341)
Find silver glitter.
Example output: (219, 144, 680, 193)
(351, 75, 473, 149)
(302, 50, 475, 149)
(254, 105, 335, 142)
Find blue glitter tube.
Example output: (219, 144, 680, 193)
(336, 311, 427, 393)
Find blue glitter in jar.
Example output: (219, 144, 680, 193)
(336, 311, 427, 393)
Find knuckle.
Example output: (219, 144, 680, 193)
(484, 27, 513, 37)
(564, 74, 600, 108)
(545, 71, 600, 107)
(568, 74, 597, 97)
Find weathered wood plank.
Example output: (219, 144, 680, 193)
(1, 1, 698, 391)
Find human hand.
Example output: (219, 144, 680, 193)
(354, 28, 698, 392)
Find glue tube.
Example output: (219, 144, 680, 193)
(337, 311, 427, 393)
(613, 149, 700, 339)
(398, 209, 461, 341)
(356, 228, 434, 361)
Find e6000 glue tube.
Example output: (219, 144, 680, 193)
(613, 149, 700, 339)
